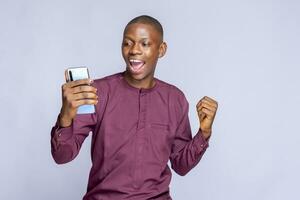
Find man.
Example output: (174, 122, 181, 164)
(51, 15, 218, 200)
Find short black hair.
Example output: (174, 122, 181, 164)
(124, 15, 164, 41)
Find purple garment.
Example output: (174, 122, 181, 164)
(51, 72, 209, 200)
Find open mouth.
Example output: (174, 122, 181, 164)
(129, 59, 145, 73)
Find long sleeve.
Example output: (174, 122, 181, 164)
(169, 95, 209, 176)
(50, 113, 97, 164)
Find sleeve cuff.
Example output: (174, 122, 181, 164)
(193, 129, 210, 154)
(51, 118, 74, 142)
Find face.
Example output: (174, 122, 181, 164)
(122, 23, 167, 86)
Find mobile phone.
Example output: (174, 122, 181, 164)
(65, 67, 95, 114)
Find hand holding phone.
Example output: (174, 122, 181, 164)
(59, 67, 98, 127)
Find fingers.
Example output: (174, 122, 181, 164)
(63, 88, 98, 104)
(197, 97, 218, 110)
(203, 96, 218, 104)
(198, 107, 215, 119)
(73, 92, 98, 101)
(72, 85, 97, 94)
(201, 99, 218, 109)
(196, 96, 218, 119)
(200, 111, 205, 121)
(197, 96, 218, 109)
(197, 102, 216, 113)
(62, 78, 93, 89)
(62, 83, 97, 95)
(61, 79, 99, 109)
(70, 99, 98, 108)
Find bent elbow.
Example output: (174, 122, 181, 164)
(52, 156, 71, 165)
(51, 148, 75, 165)
(171, 165, 191, 176)
(176, 169, 190, 176)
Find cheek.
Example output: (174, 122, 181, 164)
(147, 55, 159, 65)
(145, 49, 159, 61)
(121, 48, 128, 58)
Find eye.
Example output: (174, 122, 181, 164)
(142, 42, 150, 47)
(122, 40, 132, 47)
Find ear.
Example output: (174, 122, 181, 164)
(158, 42, 167, 58)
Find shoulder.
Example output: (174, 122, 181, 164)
(156, 78, 188, 105)
(92, 72, 123, 91)
(93, 72, 122, 84)
(156, 78, 189, 120)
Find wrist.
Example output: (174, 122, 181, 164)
(199, 128, 212, 140)
(59, 114, 72, 127)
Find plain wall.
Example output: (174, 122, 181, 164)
(0, 0, 299, 199)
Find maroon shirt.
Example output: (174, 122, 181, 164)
(51, 72, 209, 200)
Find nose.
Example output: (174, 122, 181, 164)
(129, 43, 142, 55)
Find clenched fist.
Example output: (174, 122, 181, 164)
(196, 96, 218, 139)
(59, 79, 98, 127)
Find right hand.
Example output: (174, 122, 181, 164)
(59, 79, 98, 127)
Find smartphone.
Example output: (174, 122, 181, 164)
(65, 67, 95, 114)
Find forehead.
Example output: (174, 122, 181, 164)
(123, 23, 162, 41)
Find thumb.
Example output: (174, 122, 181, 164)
(200, 112, 205, 122)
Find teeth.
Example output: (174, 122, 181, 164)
(129, 59, 143, 63)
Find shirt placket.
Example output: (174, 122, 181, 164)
(133, 89, 147, 189)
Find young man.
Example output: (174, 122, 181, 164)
(51, 15, 218, 200)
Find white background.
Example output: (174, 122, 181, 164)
(0, 0, 299, 199)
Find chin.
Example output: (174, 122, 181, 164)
(125, 67, 142, 79)
(128, 72, 147, 81)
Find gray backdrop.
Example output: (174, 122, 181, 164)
(1, 0, 299, 199)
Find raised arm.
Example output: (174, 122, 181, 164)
(169, 95, 217, 176)
(51, 79, 98, 164)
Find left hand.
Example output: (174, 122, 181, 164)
(196, 96, 218, 139)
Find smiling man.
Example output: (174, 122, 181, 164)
(51, 15, 218, 200)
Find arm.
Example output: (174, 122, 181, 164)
(169, 98, 209, 176)
(50, 79, 98, 164)
(169, 95, 218, 176)
(51, 113, 97, 164)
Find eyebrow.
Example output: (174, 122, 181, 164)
(123, 36, 150, 41)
